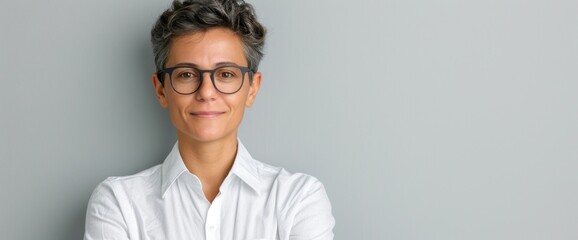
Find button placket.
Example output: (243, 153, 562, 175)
(205, 194, 222, 240)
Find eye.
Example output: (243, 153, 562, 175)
(219, 71, 236, 78)
(173, 69, 199, 82)
(179, 72, 195, 78)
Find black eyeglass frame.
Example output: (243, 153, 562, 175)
(156, 65, 254, 95)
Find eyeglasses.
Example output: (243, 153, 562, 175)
(157, 65, 254, 95)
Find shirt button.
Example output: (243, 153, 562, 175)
(209, 225, 215, 230)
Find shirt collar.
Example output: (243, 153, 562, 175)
(161, 142, 189, 198)
(161, 139, 261, 198)
(227, 139, 261, 193)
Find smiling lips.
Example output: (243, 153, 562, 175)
(190, 111, 225, 118)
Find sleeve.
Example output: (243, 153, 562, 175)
(84, 180, 130, 240)
(288, 179, 335, 240)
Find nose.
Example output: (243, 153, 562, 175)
(195, 72, 218, 101)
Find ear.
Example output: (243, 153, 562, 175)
(152, 73, 168, 108)
(245, 71, 262, 107)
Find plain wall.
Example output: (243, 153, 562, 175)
(1, 0, 577, 239)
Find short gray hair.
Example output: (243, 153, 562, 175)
(150, 0, 266, 73)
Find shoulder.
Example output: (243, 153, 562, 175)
(253, 159, 328, 202)
(90, 164, 163, 201)
(252, 160, 335, 238)
(85, 165, 162, 239)
(256, 159, 322, 183)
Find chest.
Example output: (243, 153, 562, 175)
(124, 180, 285, 240)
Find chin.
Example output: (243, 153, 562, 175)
(183, 128, 235, 144)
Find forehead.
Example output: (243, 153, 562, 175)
(166, 28, 247, 67)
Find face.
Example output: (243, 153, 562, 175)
(152, 27, 262, 145)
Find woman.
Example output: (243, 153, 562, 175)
(84, 0, 335, 239)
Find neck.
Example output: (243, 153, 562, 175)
(177, 133, 238, 202)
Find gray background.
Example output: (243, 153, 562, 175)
(1, 0, 577, 239)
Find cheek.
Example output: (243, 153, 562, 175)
(234, 92, 251, 108)
(224, 95, 249, 118)
(166, 94, 191, 117)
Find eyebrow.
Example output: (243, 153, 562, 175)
(173, 61, 241, 68)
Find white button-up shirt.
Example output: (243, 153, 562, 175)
(84, 140, 335, 240)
